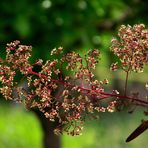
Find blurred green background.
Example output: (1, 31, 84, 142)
(0, 103, 147, 148)
(0, 0, 147, 148)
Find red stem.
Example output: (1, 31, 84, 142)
(28, 69, 148, 106)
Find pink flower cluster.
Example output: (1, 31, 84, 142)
(110, 24, 148, 72)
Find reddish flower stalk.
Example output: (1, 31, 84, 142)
(28, 69, 148, 106)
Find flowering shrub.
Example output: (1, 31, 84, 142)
(0, 24, 148, 140)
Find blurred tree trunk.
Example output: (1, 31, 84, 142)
(33, 110, 61, 148)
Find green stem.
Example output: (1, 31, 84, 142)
(124, 71, 129, 96)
